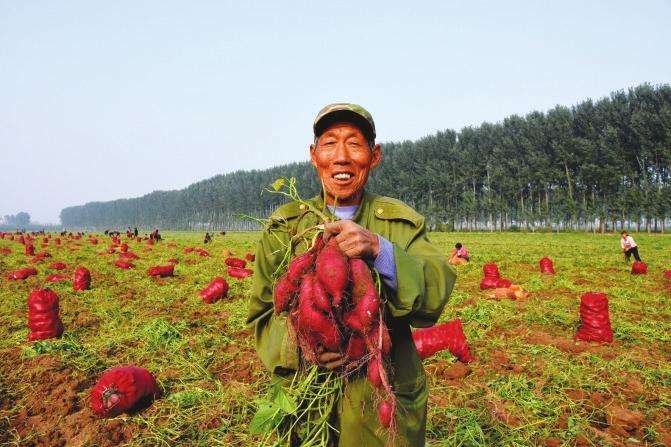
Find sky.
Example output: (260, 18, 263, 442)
(1, 1, 670, 224)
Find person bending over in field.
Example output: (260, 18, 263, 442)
(203, 232, 212, 244)
(448, 242, 469, 265)
(620, 231, 642, 263)
(247, 103, 456, 446)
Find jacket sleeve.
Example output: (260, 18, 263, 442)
(384, 220, 456, 328)
(246, 223, 300, 374)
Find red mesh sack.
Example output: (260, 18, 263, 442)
(196, 248, 210, 257)
(540, 257, 556, 274)
(120, 243, 128, 253)
(25, 244, 35, 256)
(55, 238, 61, 246)
(167, 258, 179, 264)
(146, 239, 154, 246)
(479, 276, 499, 290)
(46, 274, 68, 283)
(199, 277, 229, 304)
(90, 238, 98, 245)
(225, 257, 247, 268)
(496, 278, 512, 288)
(115, 259, 135, 269)
(73, 266, 91, 291)
(574, 292, 613, 343)
(27, 288, 64, 341)
(245, 253, 255, 262)
(228, 267, 253, 279)
(631, 261, 647, 275)
(119, 251, 139, 260)
(49, 262, 67, 270)
(0, 247, 12, 255)
(7, 267, 38, 280)
(183, 247, 194, 254)
(483, 263, 500, 278)
(147, 265, 174, 277)
(664, 270, 671, 279)
(412, 319, 474, 363)
(90, 366, 159, 417)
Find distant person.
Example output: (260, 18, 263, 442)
(219, 231, 226, 236)
(620, 231, 642, 263)
(150, 229, 162, 242)
(134, 227, 139, 237)
(204, 232, 212, 244)
(449, 242, 470, 265)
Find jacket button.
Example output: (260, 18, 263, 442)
(376, 208, 384, 215)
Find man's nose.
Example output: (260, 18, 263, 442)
(332, 141, 351, 164)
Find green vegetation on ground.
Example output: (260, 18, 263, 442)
(1, 231, 670, 446)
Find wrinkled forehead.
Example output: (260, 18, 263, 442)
(317, 122, 367, 140)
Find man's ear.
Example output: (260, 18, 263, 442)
(370, 143, 382, 169)
(309, 144, 318, 168)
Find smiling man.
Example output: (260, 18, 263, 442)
(248, 103, 456, 446)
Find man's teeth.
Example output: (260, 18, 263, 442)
(333, 173, 352, 180)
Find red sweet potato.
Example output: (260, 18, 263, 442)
(287, 250, 316, 284)
(367, 355, 384, 389)
(200, 277, 229, 304)
(297, 275, 341, 352)
(367, 320, 392, 356)
(225, 257, 247, 269)
(311, 273, 332, 313)
(378, 399, 394, 429)
(273, 274, 299, 314)
(345, 334, 367, 360)
(91, 366, 159, 417)
(315, 239, 349, 307)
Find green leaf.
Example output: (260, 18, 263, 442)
(271, 178, 286, 192)
(274, 387, 297, 415)
(249, 402, 281, 434)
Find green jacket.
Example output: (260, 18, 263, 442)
(247, 191, 456, 446)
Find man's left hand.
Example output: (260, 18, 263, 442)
(323, 220, 379, 259)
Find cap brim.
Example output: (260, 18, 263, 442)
(314, 110, 375, 142)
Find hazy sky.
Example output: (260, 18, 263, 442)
(1, 1, 670, 223)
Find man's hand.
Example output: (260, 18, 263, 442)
(316, 346, 345, 370)
(323, 220, 380, 259)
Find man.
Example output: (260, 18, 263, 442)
(247, 103, 456, 446)
(620, 231, 642, 263)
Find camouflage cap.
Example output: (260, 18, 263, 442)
(313, 103, 376, 142)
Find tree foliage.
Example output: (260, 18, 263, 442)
(60, 83, 671, 232)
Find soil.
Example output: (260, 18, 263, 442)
(0, 350, 134, 447)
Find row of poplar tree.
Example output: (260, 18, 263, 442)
(60, 83, 671, 232)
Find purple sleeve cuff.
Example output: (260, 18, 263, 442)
(374, 235, 397, 290)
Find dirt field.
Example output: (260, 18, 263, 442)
(1, 231, 670, 446)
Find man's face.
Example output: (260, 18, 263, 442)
(310, 122, 381, 206)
